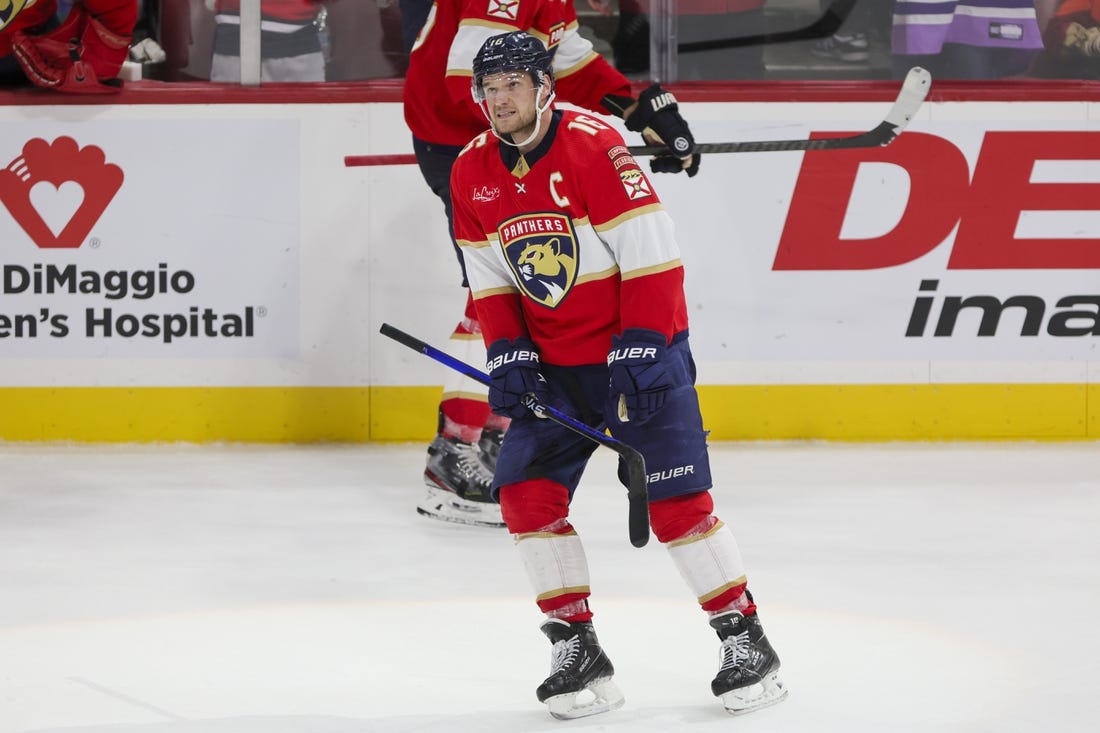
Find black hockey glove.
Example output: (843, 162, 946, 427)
(624, 84, 700, 178)
(607, 328, 673, 424)
(487, 337, 552, 420)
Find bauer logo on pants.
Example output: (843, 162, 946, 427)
(0, 137, 124, 249)
(498, 212, 579, 309)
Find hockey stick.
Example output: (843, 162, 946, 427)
(347, 152, 420, 166)
(679, 0, 858, 53)
(379, 323, 650, 548)
(630, 66, 931, 156)
(344, 67, 930, 168)
(344, 153, 417, 167)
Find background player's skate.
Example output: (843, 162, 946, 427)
(419, 409, 503, 528)
(416, 316, 506, 528)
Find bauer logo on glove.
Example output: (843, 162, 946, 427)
(607, 328, 673, 424)
(487, 348, 540, 373)
(647, 90, 677, 113)
(487, 337, 553, 419)
(608, 345, 660, 364)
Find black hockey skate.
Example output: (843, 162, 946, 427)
(710, 611, 788, 715)
(536, 619, 624, 720)
(419, 434, 504, 528)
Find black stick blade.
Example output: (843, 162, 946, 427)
(621, 449, 650, 548)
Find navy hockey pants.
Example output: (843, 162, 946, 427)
(491, 336, 713, 503)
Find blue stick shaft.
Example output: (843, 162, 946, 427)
(380, 323, 624, 449)
(379, 322, 650, 547)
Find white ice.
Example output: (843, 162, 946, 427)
(1, 441, 1098, 733)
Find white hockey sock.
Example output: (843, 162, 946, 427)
(515, 519, 591, 611)
(665, 518, 748, 607)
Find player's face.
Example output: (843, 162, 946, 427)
(479, 71, 542, 137)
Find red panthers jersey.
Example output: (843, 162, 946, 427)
(0, 0, 56, 57)
(451, 109, 689, 366)
(404, 0, 631, 147)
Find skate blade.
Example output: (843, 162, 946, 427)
(415, 504, 505, 528)
(546, 677, 625, 720)
(718, 670, 788, 716)
(416, 486, 505, 528)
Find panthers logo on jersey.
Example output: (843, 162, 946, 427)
(498, 212, 579, 308)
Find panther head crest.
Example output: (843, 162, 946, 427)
(513, 237, 577, 306)
(516, 238, 573, 280)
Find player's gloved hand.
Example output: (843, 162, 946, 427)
(1063, 22, 1100, 56)
(129, 38, 167, 65)
(1085, 29, 1100, 55)
(12, 3, 134, 94)
(624, 84, 700, 177)
(608, 328, 673, 423)
(487, 337, 552, 420)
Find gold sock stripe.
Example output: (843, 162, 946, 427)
(667, 519, 726, 548)
(515, 529, 579, 542)
(535, 586, 591, 603)
(698, 577, 748, 605)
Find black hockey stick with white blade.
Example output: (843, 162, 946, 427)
(342, 67, 931, 169)
(630, 66, 932, 156)
(679, 0, 858, 52)
(379, 323, 650, 548)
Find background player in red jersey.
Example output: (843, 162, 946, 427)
(404, 0, 700, 528)
(1, 0, 136, 92)
(449, 30, 786, 720)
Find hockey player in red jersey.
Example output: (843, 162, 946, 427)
(1, 0, 136, 93)
(451, 31, 786, 719)
(404, 0, 700, 528)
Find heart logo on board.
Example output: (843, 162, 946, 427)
(0, 136, 124, 249)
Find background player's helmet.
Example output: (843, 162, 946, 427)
(471, 31, 555, 104)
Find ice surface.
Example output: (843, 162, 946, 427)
(1, 441, 1097, 732)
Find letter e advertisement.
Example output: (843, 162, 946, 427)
(657, 116, 1100, 367)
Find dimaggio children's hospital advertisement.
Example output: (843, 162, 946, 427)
(1, 97, 1098, 440)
